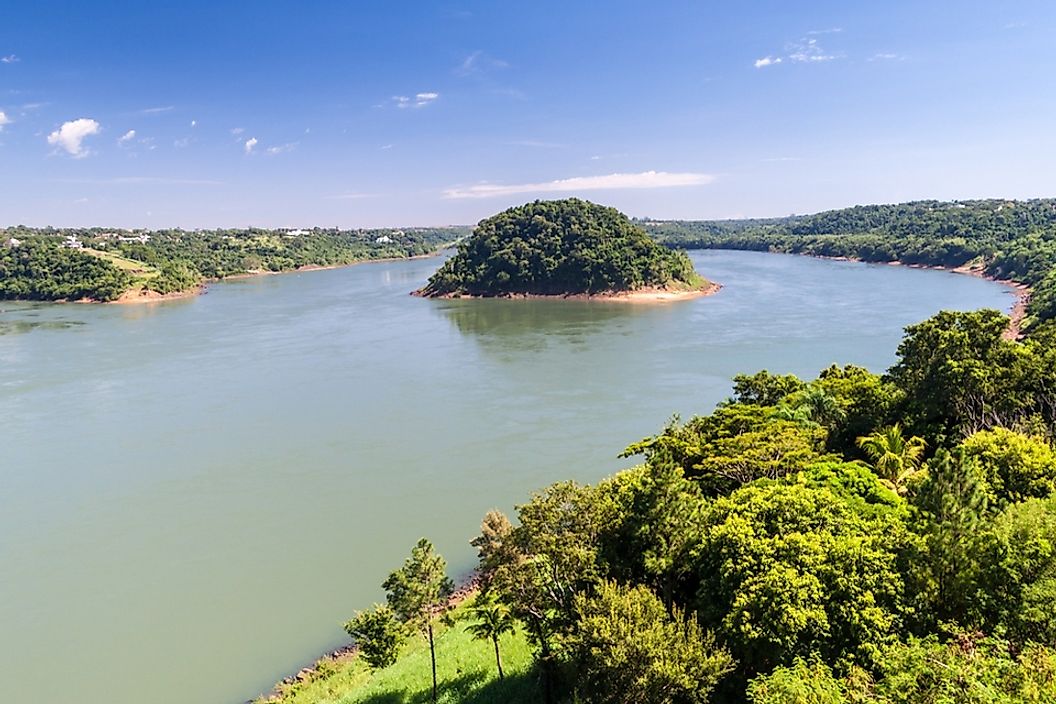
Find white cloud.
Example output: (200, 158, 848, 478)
(443, 170, 715, 200)
(139, 105, 174, 114)
(190, 120, 197, 127)
(231, 127, 245, 135)
(788, 38, 838, 63)
(393, 92, 439, 109)
(118, 129, 136, 144)
(1, 54, 19, 64)
(47, 118, 101, 158)
(807, 27, 843, 35)
(0, 110, 11, 130)
(266, 142, 297, 155)
(456, 50, 509, 76)
(244, 137, 258, 154)
(174, 137, 191, 148)
(869, 52, 904, 61)
(754, 56, 782, 68)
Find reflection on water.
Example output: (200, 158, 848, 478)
(434, 298, 656, 354)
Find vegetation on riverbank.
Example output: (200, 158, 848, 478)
(418, 199, 706, 298)
(644, 198, 1056, 332)
(267, 307, 1056, 704)
(0, 226, 466, 302)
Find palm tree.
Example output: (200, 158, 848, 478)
(856, 423, 927, 493)
(466, 594, 515, 680)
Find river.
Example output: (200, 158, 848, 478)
(0, 250, 1016, 704)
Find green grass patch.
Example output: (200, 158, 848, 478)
(82, 248, 160, 279)
(263, 604, 540, 704)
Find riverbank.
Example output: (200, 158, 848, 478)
(884, 259, 1030, 339)
(416, 280, 722, 304)
(256, 575, 483, 703)
(101, 251, 446, 305)
(799, 253, 1030, 339)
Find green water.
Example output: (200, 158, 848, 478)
(0, 250, 1015, 704)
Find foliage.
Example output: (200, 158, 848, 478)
(0, 225, 462, 301)
(466, 593, 516, 680)
(264, 601, 539, 704)
(623, 405, 830, 495)
(0, 240, 133, 301)
(568, 581, 733, 704)
(691, 480, 911, 678)
(382, 538, 455, 704)
(973, 497, 1056, 645)
(419, 199, 704, 297)
(343, 605, 405, 670)
(960, 427, 1056, 505)
(856, 424, 927, 494)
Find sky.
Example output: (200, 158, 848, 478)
(1, 0, 1055, 229)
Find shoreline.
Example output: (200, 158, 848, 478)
(101, 251, 446, 305)
(415, 280, 722, 304)
(787, 252, 1031, 340)
(254, 573, 480, 703)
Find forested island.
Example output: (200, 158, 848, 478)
(0, 225, 466, 302)
(417, 199, 712, 301)
(265, 307, 1056, 704)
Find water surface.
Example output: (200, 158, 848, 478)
(0, 251, 1016, 704)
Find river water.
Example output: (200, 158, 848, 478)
(0, 250, 1015, 704)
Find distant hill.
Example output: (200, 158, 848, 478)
(417, 199, 707, 298)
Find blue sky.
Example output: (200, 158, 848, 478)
(1, 1, 1054, 228)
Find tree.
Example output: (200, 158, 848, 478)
(973, 497, 1056, 645)
(382, 538, 454, 704)
(470, 509, 515, 589)
(746, 658, 851, 704)
(693, 480, 911, 678)
(466, 593, 516, 680)
(569, 581, 733, 704)
(343, 605, 405, 670)
(960, 427, 1056, 505)
(856, 424, 927, 494)
(909, 449, 990, 628)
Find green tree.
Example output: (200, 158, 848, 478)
(342, 605, 405, 670)
(570, 581, 733, 704)
(465, 594, 516, 680)
(746, 658, 851, 704)
(855, 424, 927, 494)
(693, 480, 911, 678)
(960, 427, 1056, 505)
(973, 497, 1056, 645)
(909, 449, 990, 628)
(382, 538, 454, 704)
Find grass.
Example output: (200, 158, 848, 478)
(82, 248, 160, 279)
(262, 604, 541, 704)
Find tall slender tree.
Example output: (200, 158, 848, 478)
(382, 538, 453, 704)
(466, 594, 516, 680)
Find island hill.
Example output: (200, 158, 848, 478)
(415, 199, 719, 302)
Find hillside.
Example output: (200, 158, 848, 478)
(417, 199, 708, 298)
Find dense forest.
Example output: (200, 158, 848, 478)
(419, 199, 705, 297)
(311, 308, 1056, 704)
(644, 198, 1056, 333)
(0, 226, 465, 301)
